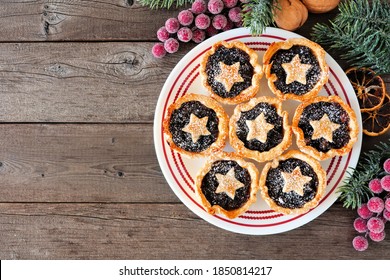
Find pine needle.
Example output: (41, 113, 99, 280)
(311, 0, 390, 74)
(337, 140, 390, 209)
(242, 0, 278, 35)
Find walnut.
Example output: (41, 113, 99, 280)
(302, 0, 340, 13)
(273, 0, 308, 31)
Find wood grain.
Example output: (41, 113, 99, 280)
(0, 1, 179, 42)
(0, 202, 389, 259)
(0, 0, 389, 261)
(0, 1, 340, 43)
(0, 124, 177, 203)
(0, 41, 388, 123)
(0, 42, 192, 123)
(0, 123, 387, 203)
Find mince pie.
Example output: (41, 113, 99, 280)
(229, 96, 292, 162)
(259, 150, 326, 215)
(196, 153, 259, 219)
(292, 96, 359, 160)
(263, 38, 329, 101)
(163, 93, 229, 158)
(200, 40, 263, 105)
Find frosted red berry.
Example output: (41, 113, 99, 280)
(367, 217, 385, 233)
(357, 203, 374, 219)
(208, 0, 224, 15)
(369, 178, 383, 194)
(212, 14, 228, 30)
(228, 7, 242, 23)
(157, 27, 170, 42)
(191, 0, 207, 14)
(195, 13, 211, 29)
(369, 230, 386, 242)
(385, 198, 390, 211)
(165, 18, 180, 34)
(352, 236, 368, 251)
(383, 209, 390, 221)
(223, 0, 238, 8)
(353, 217, 367, 233)
(381, 175, 390, 191)
(178, 10, 194, 26)
(367, 197, 385, 213)
(152, 43, 166, 58)
(164, 38, 179, 54)
(192, 29, 206, 43)
(384, 158, 390, 174)
(177, 27, 193, 42)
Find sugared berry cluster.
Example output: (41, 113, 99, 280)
(352, 158, 390, 251)
(152, 0, 245, 58)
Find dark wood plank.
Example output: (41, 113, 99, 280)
(0, 1, 179, 42)
(0, 2, 389, 261)
(0, 42, 192, 123)
(0, 1, 341, 43)
(0, 202, 388, 259)
(0, 42, 388, 123)
(0, 124, 387, 203)
(0, 124, 177, 203)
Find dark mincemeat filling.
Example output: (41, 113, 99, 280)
(298, 101, 350, 152)
(266, 158, 318, 209)
(201, 160, 251, 211)
(169, 101, 219, 153)
(206, 46, 254, 99)
(236, 102, 283, 152)
(270, 45, 321, 95)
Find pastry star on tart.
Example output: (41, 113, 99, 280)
(163, 93, 229, 158)
(263, 38, 329, 101)
(292, 95, 359, 161)
(196, 153, 259, 219)
(229, 96, 292, 162)
(259, 150, 326, 215)
(200, 40, 263, 105)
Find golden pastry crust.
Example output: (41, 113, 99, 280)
(200, 40, 263, 105)
(259, 150, 326, 215)
(163, 93, 229, 158)
(292, 95, 359, 161)
(195, 152, 260, 219)
(229, 96, 292, 162)
(263, 37, 329, 101)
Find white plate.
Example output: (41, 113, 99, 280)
(154, 27, 362, 235)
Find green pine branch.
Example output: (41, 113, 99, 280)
(242, 0, 278, 35)
(311, 0, 390, 74)
(138, 0, 193, 9)
(337, 140, 390, 209)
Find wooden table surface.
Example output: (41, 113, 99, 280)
(0, 1, 389, 260)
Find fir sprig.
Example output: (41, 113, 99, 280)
(337, 140, 390, 209)
(311, 0, 390, 74)
(138, 0, 193, 9)
(242, 0, 278, 35)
